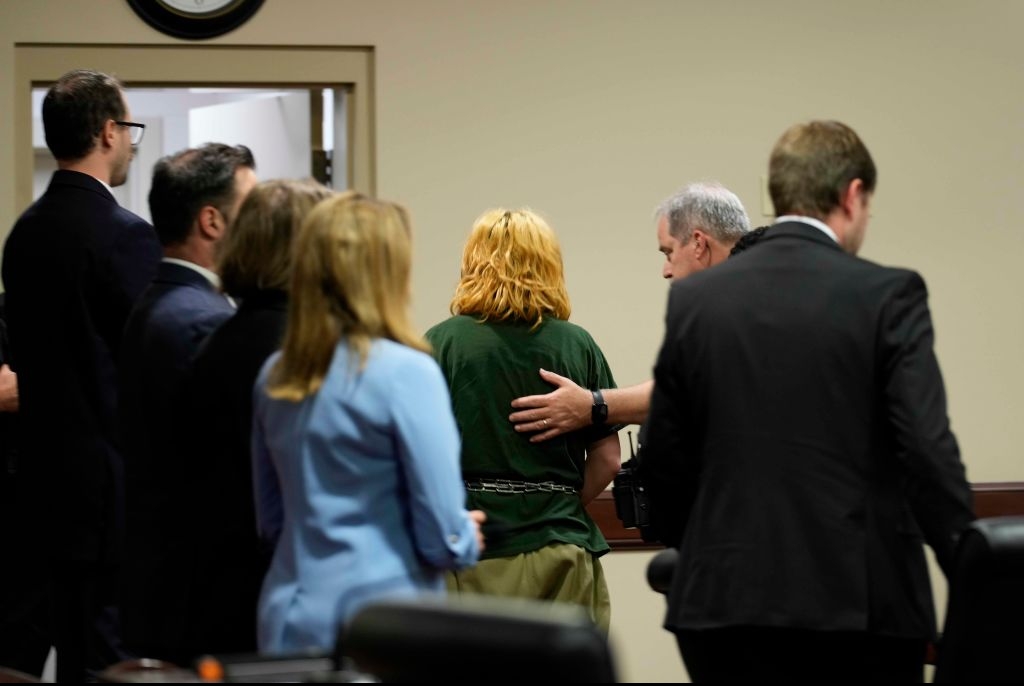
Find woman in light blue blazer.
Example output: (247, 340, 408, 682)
(251, 191, 485, 654)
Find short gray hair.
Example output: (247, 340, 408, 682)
(654, 181, 750, 245)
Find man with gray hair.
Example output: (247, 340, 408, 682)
(508, 181, 751, 439)
(655, 181, 750, 280)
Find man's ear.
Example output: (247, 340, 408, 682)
(840, 178, 865, 218)
(691, 228, 707, 260)
(196, 205, 225, 241)
(100, 119, 118, 150)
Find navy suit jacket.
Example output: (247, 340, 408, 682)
(1, 170, 161, 563)
(644, 221, 975, 640)
(117, 260, 235, 662)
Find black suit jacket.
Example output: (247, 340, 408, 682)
(183, 288, 286, 654)
(1, 170, 161, 563)
(644, 220, 974, 640)
(0, 293, 19, 483)
(117, 261, 235, 662)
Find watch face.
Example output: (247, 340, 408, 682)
(127, 0, 264, 40)
(157, 0, 239, 15)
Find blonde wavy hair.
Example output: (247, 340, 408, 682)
(267, 191, 428, 401)
(450, 208, 571, 328)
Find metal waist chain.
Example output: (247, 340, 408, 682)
(463, 478, 578, 495)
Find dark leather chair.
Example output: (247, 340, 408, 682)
(338, 595, 617, 683)
(933, 516, 1024, 683)
(95, 658, 201, 683)
(0, 666, 43, 684)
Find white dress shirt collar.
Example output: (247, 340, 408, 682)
(162, 257, 224, 291)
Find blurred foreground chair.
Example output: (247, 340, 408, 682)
(933, 515, 1024, 683)
(0, 665, 42, 684)
(339, 594, 617, 683)
(97, 653, 356, 683)
(95, 658, 201, 683)
(194, 651, 345, 683)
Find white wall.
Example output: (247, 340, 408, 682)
(189, 92, 312, 181)
(30, 87, 326, 219)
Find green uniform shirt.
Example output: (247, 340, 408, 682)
(426, 315, 616, 559)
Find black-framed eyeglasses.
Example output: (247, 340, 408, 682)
(114, 121, 146, 146)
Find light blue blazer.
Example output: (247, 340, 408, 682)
(252, 339, 480, 654)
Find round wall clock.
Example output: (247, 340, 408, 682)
(127, 0, 265, 40)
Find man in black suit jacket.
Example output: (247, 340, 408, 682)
(644, 120, 975, 682)
(0, 293, 52, 678)
(118, 143, 256, 666)
(1, 69, 162, 682)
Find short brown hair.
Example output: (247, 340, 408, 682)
(768, 120, 876, 219)
(42, 69, 126, 161)
(149, 143, 256, 247)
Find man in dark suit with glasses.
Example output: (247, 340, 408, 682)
(1, 68, 162, 682)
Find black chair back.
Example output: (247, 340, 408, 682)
(339, 595, 617, 683)
(933, 516, 1024, 683)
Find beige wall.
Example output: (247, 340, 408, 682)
(2, 1, 1021, 681)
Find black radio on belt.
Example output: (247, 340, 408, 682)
(611, 429, 658, 542)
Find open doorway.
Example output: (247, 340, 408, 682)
(31, 85, 348, 223)
(13, 44, 375, 216)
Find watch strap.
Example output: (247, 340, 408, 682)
(591, 389, 608, 425)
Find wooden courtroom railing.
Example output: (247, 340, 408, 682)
(587, 481, 1024, 551)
